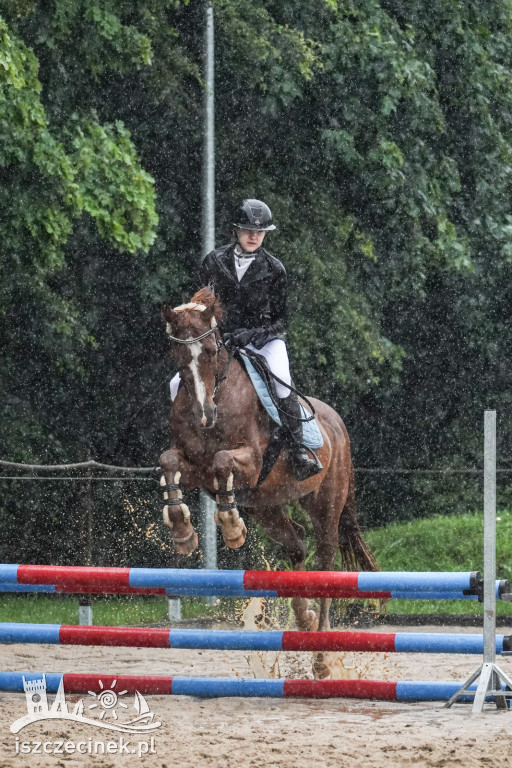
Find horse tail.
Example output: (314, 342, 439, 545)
(338, 461, 378, 572)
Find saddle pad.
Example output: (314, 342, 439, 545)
(240, 354, 324, 450)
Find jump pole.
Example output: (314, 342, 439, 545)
(0, 672, 503, 702)
(0, 565, 488, 596)
(3, 581, 509, 600)
(446, 410, 512, 712)
(1, 624, 511, 654)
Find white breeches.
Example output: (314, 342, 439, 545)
(169, 338, 292, 401)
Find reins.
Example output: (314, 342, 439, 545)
(213, 345, 235, 396)
(166, 322, 316, 422)
(237, 348, 316, 423)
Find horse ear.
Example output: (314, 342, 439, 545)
(203, 294, 223, 325)
(161, 303, 178, 327)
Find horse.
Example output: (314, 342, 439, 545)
(159, 286, 377, 637)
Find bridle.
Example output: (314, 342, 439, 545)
(166, 326, 219, 345)
(167, 324, 233, 399)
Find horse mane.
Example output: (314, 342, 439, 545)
(189, 286, 224, 322)
(172, 286, 224, 330)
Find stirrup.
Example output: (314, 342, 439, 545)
(291, 444, 323, 481)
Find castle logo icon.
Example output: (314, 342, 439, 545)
(10, 675, 162, 734)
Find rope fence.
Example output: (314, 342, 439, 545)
(2, 458, 512, 478)
(0, 460, 157, 474)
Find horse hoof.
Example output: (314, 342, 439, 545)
(174, 530, 198, 556)
(304, 609, 319, 632)
(223, 521, 247, 549)
(294, 608, 319, 631)
(312, 652, 332, 680)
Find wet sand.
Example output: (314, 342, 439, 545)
(1, 620, 512, 767)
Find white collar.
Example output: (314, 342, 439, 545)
(234, 245, 255, 260)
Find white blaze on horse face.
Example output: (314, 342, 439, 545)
(188, 341, 207, 424)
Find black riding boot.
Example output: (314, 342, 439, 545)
(280, 392, 323, 481)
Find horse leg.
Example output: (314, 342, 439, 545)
(211, 447, 259, 549)
(299, 488, 342, 632)
(249, 505, 318, 631)
(302, 459, 374, 679)
(159, 448, 198, 555)
(301, 452, 358, 633)
(301, 493, 341, 679)
(307, 510, 339, 632)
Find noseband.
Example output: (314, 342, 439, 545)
(166, 326, 219, 345)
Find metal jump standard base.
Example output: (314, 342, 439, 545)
(446, 411, 512, 712)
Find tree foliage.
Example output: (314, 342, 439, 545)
(2, 0, 512, 565)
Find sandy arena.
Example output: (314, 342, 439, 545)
(1, 617, 512, 768)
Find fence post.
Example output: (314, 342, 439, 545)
(78, 464, 93, 626)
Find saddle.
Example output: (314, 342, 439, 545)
(237, 349, 323, 490)
(238, 352, 323, 450)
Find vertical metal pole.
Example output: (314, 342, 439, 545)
(446, 410, 512, 711)
(482, 409, 496, 666)
(199, 2, 218, 581)
(202, 3, 216, 257)
(168, 597, 182, 623)
(78, 599, 93, 626)
(472, 410, 497, 713)
(78, 467, 93, 626)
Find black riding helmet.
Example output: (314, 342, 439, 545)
(232, 199, 277, 231)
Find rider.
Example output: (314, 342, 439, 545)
(199, 198, 322, 481)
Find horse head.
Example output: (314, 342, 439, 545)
(162, 287, 224, 428)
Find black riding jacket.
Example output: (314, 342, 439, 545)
(199, 243, 287, 347)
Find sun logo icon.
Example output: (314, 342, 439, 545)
(87, 679, 129, 721)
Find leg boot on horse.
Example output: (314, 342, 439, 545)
(213, 451, 247, 549)
(159, 450, 199, 555)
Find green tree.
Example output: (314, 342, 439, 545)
(4, 0, 512, 566)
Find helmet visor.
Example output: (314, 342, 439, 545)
(233, 222, 276, 232)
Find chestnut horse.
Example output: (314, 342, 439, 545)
(159, 287, 377, 634)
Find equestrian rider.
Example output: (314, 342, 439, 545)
(170, 199, 321, 481)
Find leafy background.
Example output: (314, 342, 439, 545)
(2, 0, 512, 567)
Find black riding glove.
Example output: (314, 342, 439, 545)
(224, 328, 254, 348)
(249, 328, 271, 349)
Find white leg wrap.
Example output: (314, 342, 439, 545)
(213, 473, 245, 545)
(162, 505, 173, 528)
(162, 467, 190, 530)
